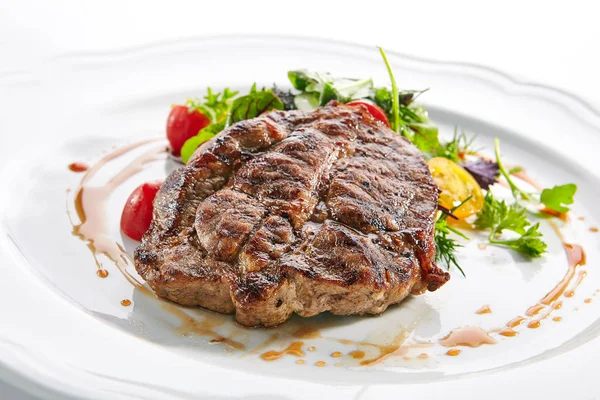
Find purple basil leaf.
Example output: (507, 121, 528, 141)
(461, 159, 499, 190)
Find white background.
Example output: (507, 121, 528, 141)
(0, 0, 598, 398)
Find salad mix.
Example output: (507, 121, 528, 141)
(123, 48, 577, 275)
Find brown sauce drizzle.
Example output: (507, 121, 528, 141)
(417, 353, 429, 360)
(553, 316, 562, 322)
(331, 351, 342, 358)
(296, 360, 305, 365)
(498, 328, 517, 337)
(446, 349, 461, 356)
(585, 298, 592, 304)
(120, 299, 131, 307)
(68, 162, 89, 172)
(565, 270, 587, 298)
(96, 269, 109, 278)
(349, 350, 365, 360)
(540, 244, 586, 305)
(525, 304, 544, 316)
(439, 326, 496, 347)
(590, 227, 598, 232)
(475, 305, 492, 314)
(70, 139, 166, 282)
(162, 303, 245, 350)
(540, 207, 568, 222)
(308, 346, 316, 352)
(261, 342, 305, 361)
(507, 316, 525, 328)
(578, 216, 585, 221)
(315, 361, 327, 367)
(359, 332, 410, 366)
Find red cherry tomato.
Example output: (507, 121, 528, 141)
(166, 105, 211, 156)
(120, 181, 163, 241)
(347, 100, 390, 127)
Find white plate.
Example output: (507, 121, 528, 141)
(1, 35, 600, 400)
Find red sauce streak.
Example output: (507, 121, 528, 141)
(68, 162, 89, 172)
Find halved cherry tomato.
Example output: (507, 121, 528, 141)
(347, 100, 390, 127)
(120, 181, 163, 241)
(166, 105, 211, 156)
(428, 157, 484, 219)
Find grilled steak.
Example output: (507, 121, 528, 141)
(135, 102, 449, 327)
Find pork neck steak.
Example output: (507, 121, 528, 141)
(135, 102, 449, 327)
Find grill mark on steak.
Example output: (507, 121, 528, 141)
(135, 102, 450, 327)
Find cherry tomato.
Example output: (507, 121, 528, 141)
(427, 157, 484, 219)
(347, 100, 390, 127)
(166, 105, 211, 156)
(120, 181, 163, 241)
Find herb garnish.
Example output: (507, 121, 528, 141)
(435, 197, 471, 276)
(475, 192, 547, 257)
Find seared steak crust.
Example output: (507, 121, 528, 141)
(135, 102, 449, 326)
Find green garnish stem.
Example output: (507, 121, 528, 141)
(494, 138, 531, 201)
(379, 47, 400, 133)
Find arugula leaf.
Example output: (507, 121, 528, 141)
(226, 84, 284, 126)
(288, 69, 374, 108)
(475, 191, 547, 258)
(540, 184, 577, 213)
(288, 70, 312, 91)
(408, 122, 440, 153)
(180, 121, 225, 164)
(187, 88, 238, 123)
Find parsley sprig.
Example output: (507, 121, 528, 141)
(475, 192, 547, 257)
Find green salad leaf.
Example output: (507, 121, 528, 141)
(288, 70, 373, 107)
(187, 88, 238, 123)
(540, 184, 577, 213)
(180, 121, 225, 164)
(226, 84, 284, 126)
